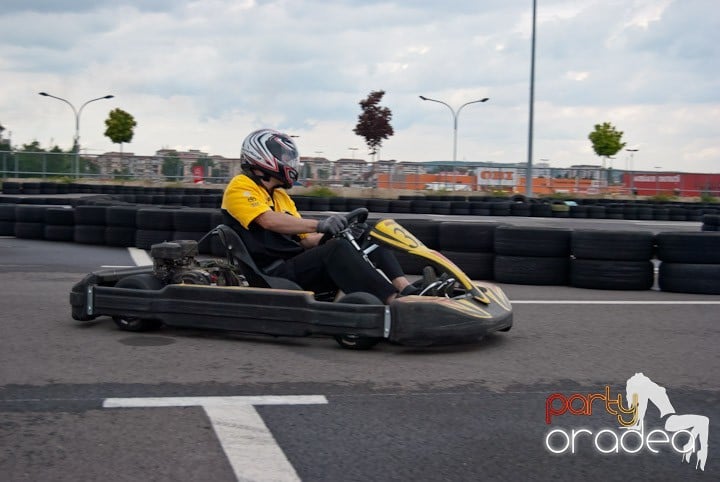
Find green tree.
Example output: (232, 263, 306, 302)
(353, 90, 394, 161)
(104, 108, 137, 156)
(588, 122, 626, 166)
(47, 145, 73, 175)
(16, 141, 45, 177)
(162, 151, 183, 181)
(0, 123, 10, 151)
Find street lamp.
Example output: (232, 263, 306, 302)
(626, 148, 638, 194)
(527, 0, 538, 198)
(654, 166, 662, 195)
(348, 147, 359, 159)
(419, 95, 489, 164)
(38, 91, 114, 178)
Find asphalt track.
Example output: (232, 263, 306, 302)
(1, 214, 718, 481)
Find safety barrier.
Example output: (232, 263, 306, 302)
(2, 195, 719, 295)
(2, 181, 719, 221)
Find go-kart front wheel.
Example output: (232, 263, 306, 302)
(112, 274, 164, 332)
(334, 292, 383, 350)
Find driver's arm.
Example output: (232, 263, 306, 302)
(299, 233, 323, 249)
(253, 209, 319, 235)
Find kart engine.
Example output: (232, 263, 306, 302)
(150, 240, 244, 286)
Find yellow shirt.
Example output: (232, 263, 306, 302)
(221, 174, 307, 238)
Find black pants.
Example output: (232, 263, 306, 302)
(267, 238, 403, 302)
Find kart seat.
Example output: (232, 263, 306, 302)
(210, 224, 303, 291)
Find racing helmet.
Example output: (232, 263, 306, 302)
(240, 129, 300, 189)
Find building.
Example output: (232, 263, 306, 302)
(334, 158, 369, 183)
(299, 156, 333, 182)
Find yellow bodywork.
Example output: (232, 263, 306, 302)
(370, 219, 492, 304)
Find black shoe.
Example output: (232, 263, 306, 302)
(401, 266, 441, 296)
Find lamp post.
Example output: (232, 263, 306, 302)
(654, 166, 662, 195)
(348, 147, 358, 159)
(38, 92, 114, 178)
(626, 148, 638, 195)
(419, 95, 489, 164)
(526, 0, 538, 198)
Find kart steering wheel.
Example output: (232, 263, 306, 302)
(318, 208, 369, 245)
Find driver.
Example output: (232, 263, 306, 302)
(220, 128, 418, 304)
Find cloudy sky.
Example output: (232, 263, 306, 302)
(0, 0, 718, 172)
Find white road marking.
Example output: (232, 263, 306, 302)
(511, 300, 720, 305)
(205, 405, 301, 482)
(127, 247, 153, 266)
(104, 395, 328, 482)
(103, 395, 328, 408)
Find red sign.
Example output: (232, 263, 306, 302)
(192, 165, 204, 184)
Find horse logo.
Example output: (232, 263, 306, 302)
(625, 373, 709, 471)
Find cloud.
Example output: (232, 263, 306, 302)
(0, 0, 718, 173)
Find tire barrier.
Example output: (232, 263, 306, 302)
(73, 206, 108, 244)
(658, 263, 720, 295)
(570, 259, 655, 291)
(0, 204, 15, 235)
(495, 255, 570, 285)
(172, 208, 217, 254)
(493, 226, 571, 285)
(44, 207, 75, 242)
(571, 230, 655, 261)
(569, 230, 655, 290)
(702, 214, 719, 232)
(2, 181, 718, 221)
(14, 205, 47, 240)
(135, 207, 176, 250)
(106, 205, 140, 247)
(656, 232, 720, 264)
(439, 222, 500, 280)
(2, 184, 720, 294)
(656, 232, 720, 295)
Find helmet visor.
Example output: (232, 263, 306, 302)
(267, 135, 299, 169)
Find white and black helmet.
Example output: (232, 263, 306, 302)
(240, 129, 299, 189)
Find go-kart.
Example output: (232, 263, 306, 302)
(70, 208, 513, 349)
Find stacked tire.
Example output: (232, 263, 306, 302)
(0, 204, 16, 236)
(493, 226, 571, 285)
(570, 230, 655, 290)
(657, 232, 720, 294)
(551, 201, 569, 218)
(14, 205, 47, 239)
(438, 222, 499, 280)
(172, 208, 216, 253)
(44, 207, 75, 241)
(74, 206, 108, 244)
(135, 207, 177, 250)
(106, 206, 139, 247)
(702, 214, 719, 231)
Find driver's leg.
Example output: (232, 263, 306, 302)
(272, 239, 397, 303)
(368, 247, 411, 292)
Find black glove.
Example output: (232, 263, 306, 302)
(317, 214, 348, 236)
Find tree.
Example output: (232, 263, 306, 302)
(353, 90, 394, 161)
(588, 122, 626, 167)
(104, 108, 137, 155)
(0, 123, 10, 151)
(161, 151, 183, 181)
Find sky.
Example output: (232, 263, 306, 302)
(0, 0, 718, 173)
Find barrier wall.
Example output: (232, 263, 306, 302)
(1, 189, 719, 295)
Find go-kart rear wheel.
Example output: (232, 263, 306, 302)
(334, 292, 383, 350)
(112, 274, 164, 332)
